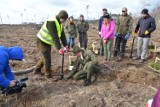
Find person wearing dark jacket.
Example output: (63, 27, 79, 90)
(133, 9, 156, 63)
(0, 46, 23, 88)
(34, 10, 69, 78)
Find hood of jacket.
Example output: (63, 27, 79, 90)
(0, 46, 24, 61)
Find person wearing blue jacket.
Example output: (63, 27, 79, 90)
(0, 46, 23, 88)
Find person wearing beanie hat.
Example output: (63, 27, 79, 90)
(101, 14, 115, 62)
(35, 10, 69, 79)
(133, 8, 156, 63)
(77, 14, 89, 49)
(141, 9, 149, 15)
(0, 46, 24, 88)
(65, 16, 77, 51)
(114, 7, 133, 61)
(58, 10, 68, 20)
(64, 45, 100, 86)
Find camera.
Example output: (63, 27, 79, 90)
(1, 77, 28, 95)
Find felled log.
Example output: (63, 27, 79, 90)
(12, 66, 36, 75)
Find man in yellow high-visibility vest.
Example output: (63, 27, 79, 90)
(34, 10, 69, 79)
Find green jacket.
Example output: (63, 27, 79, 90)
(82, 50, 98, 65)
(65, 22, 77, 38)
(77, 20, 89, 34)
(116, 14, 133, 35)
(65, 50, 99, 79)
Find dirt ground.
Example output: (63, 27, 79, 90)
(0, 24, 160, 107)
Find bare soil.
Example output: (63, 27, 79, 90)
(0, 24, 160, 107)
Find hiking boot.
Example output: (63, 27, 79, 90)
(117, 56, 123, 61)
(33, 67, 41, 74)
(132, 56, 141, 60)
(91, 74, 98, 83)
(83, 79, 91, 86)
(139, 59, 145, 63)
(45, 74, 52, 79)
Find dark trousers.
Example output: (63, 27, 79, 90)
(36, 38, 51, 76)
(100, 38, 104, 55)
(79, 33, 88, 49)
(114, 35, 127, 57)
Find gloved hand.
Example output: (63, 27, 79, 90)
(103, 39, 108, 44)
(125, 34, 130, 40)
(145, 30, 149, 35)
(114, 32, 118, 37)
(64, 46, 69, 53)
(59, 49, 64, 55)
(99, 32, 101, 35)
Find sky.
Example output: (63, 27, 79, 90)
(0, 0, 159, 24)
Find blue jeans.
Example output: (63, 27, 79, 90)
(67, 38, 75, 48)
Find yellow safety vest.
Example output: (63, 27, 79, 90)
(37, 17, 62, 45)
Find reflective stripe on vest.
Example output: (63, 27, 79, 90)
(37, 17, 62, 45)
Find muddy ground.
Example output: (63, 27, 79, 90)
(0, 24, 160, 107)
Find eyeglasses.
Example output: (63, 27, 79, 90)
(122, 11, 126, 12)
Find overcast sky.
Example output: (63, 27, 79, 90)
(0, 0, 159, 24)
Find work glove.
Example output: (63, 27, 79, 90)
(103, 39, 108, 44)
(114, 32, 118, 37)
(64, 46, 69, 53)
(145, 30, 149, 35)
(125, 34, 130, 40)
(59, 49, 64, 55)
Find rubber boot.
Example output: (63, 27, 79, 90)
(34, 67, 41, 74)
(83, 79, 91, 86)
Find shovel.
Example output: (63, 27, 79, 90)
(52, 52, 64, 80)
(130, 36, 136, 58)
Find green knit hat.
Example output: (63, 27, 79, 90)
(58, 10, 68, 20)
(73, 46, 82, 54)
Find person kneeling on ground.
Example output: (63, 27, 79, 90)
(64, 46, 100, 86)
(0, 46, 24, 88)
